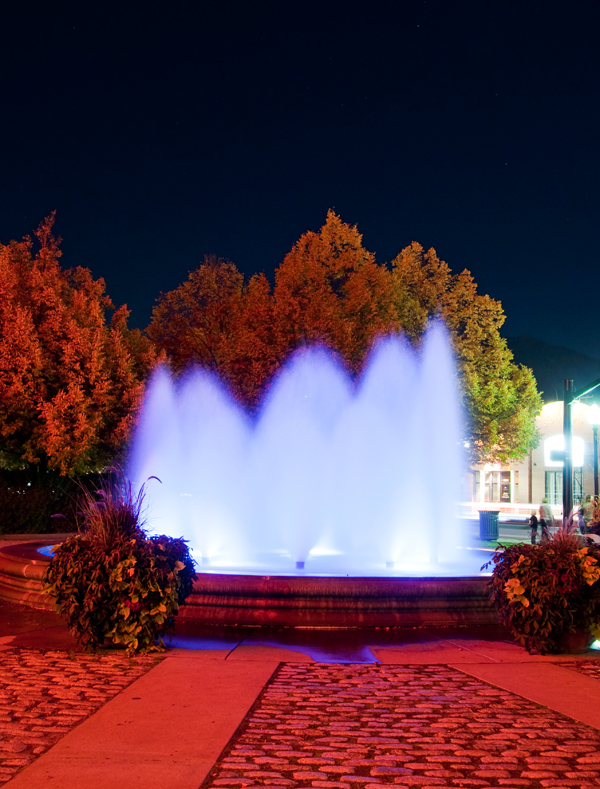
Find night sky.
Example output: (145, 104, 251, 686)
(2, 1, 599, 357)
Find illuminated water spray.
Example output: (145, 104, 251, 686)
(128, 324, 475, 576)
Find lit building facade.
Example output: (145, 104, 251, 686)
(468, 401, 597, 516)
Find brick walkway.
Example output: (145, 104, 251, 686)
(0, 648, 161, 784)
(202, 663, 600, 789)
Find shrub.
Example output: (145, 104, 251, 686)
(484, 529, 600, 654)
(44, 468, 196, 653)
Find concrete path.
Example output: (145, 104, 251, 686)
(458, 661, 600, 730)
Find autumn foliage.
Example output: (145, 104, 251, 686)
(148, 210, 542, 463)
(0, 210, 542, 485)
(274, 211, 396, 371)
(389, 242, 542, 463)
(146, 254, 280, 407)
(0, 214, 156, 477)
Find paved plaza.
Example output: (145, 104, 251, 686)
(3, 529, 600, 789)
(204, 662, 600, 789)
(2, 601, 600, 788)
(0, 647, 160, 783)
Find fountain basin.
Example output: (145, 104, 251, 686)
(181, 572, 496, 627)
(0, 541, 497, 627)
(0, 541, 57, 611)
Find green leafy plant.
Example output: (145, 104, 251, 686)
(44, 468, 196, 653)
(484, 529, 600, 654)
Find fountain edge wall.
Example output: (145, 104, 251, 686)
(0, 542, 498, 627)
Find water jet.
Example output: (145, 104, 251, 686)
(129, 324, 473, 577)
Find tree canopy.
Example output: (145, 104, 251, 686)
(273, 210, 396, 370)
(148, 211, 542, 463)
(146, 254, 280, 407)
(0, 215, 157, 476)
(390, 242, 541, 462)
(0, 211, 542, 473)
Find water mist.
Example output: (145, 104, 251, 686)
(128, 324, 476, 576)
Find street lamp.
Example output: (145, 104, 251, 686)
(588, 404, 600, 498)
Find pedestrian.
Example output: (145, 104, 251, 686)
(582, 495, 595, 533)
(577, 502, 587, 534)
(529, 511, 539, 544)
(539, 498, 553, 543)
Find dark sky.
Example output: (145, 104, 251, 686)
(2, 1, 599, 356)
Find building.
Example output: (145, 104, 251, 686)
(468, 401, 598, 517)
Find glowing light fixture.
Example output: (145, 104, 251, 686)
(545, 435, 584, 467)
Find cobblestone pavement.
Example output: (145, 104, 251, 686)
(203, 663, 600, 789)
(0, 647, 161, 784)
(558, 661, 600, 682)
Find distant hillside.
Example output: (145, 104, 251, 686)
(506, 335, 600, 403)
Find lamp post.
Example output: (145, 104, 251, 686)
(588, 404, 600, 498)
(563, 379, 574, 523)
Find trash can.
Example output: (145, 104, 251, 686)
(479, 510, 499, 541)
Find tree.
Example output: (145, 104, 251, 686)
(390, 242, 542, 462)
(0, 214, 157, 477)
(219, 270, 283, 407)
(147, 255, 244, 374)
(147, 255, 281, 408)
(147, 213, 397, 406)
(273, 210, 396, 371)
(146, 214, 541, 463)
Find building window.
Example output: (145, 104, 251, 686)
(500, 471, 511, 503)
(485, 470, 499, 502)
(545, 471, 560, 505)
(545, 469, 583, 505)
(474, 469, 512, 502)
(575, 469, 583, 504)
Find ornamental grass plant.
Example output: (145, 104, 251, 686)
(484, 526, 600, 654)
(44, 467, 196, 654)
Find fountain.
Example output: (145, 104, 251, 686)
(129, 324, 475, 577)
(123, 324, 493, 627)
(0, 325, 495, 626)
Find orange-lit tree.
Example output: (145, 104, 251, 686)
(147, 214, 397, 407)
(147, 255, 281, 408)
(146, 213, 541, 463)
(0, 214, 156, 478)
(273, 210, 396, 372)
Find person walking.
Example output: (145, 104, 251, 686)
(577, 502, 587, 534)
(529, 511, 539, 544)
(539, 498, 553, 543)
(582, 495, 594, 534)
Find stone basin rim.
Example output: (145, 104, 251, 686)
(0, 539, 498, 628)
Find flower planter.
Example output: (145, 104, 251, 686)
(485, 532, 600, 655)
(557, 629, 595, 654)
